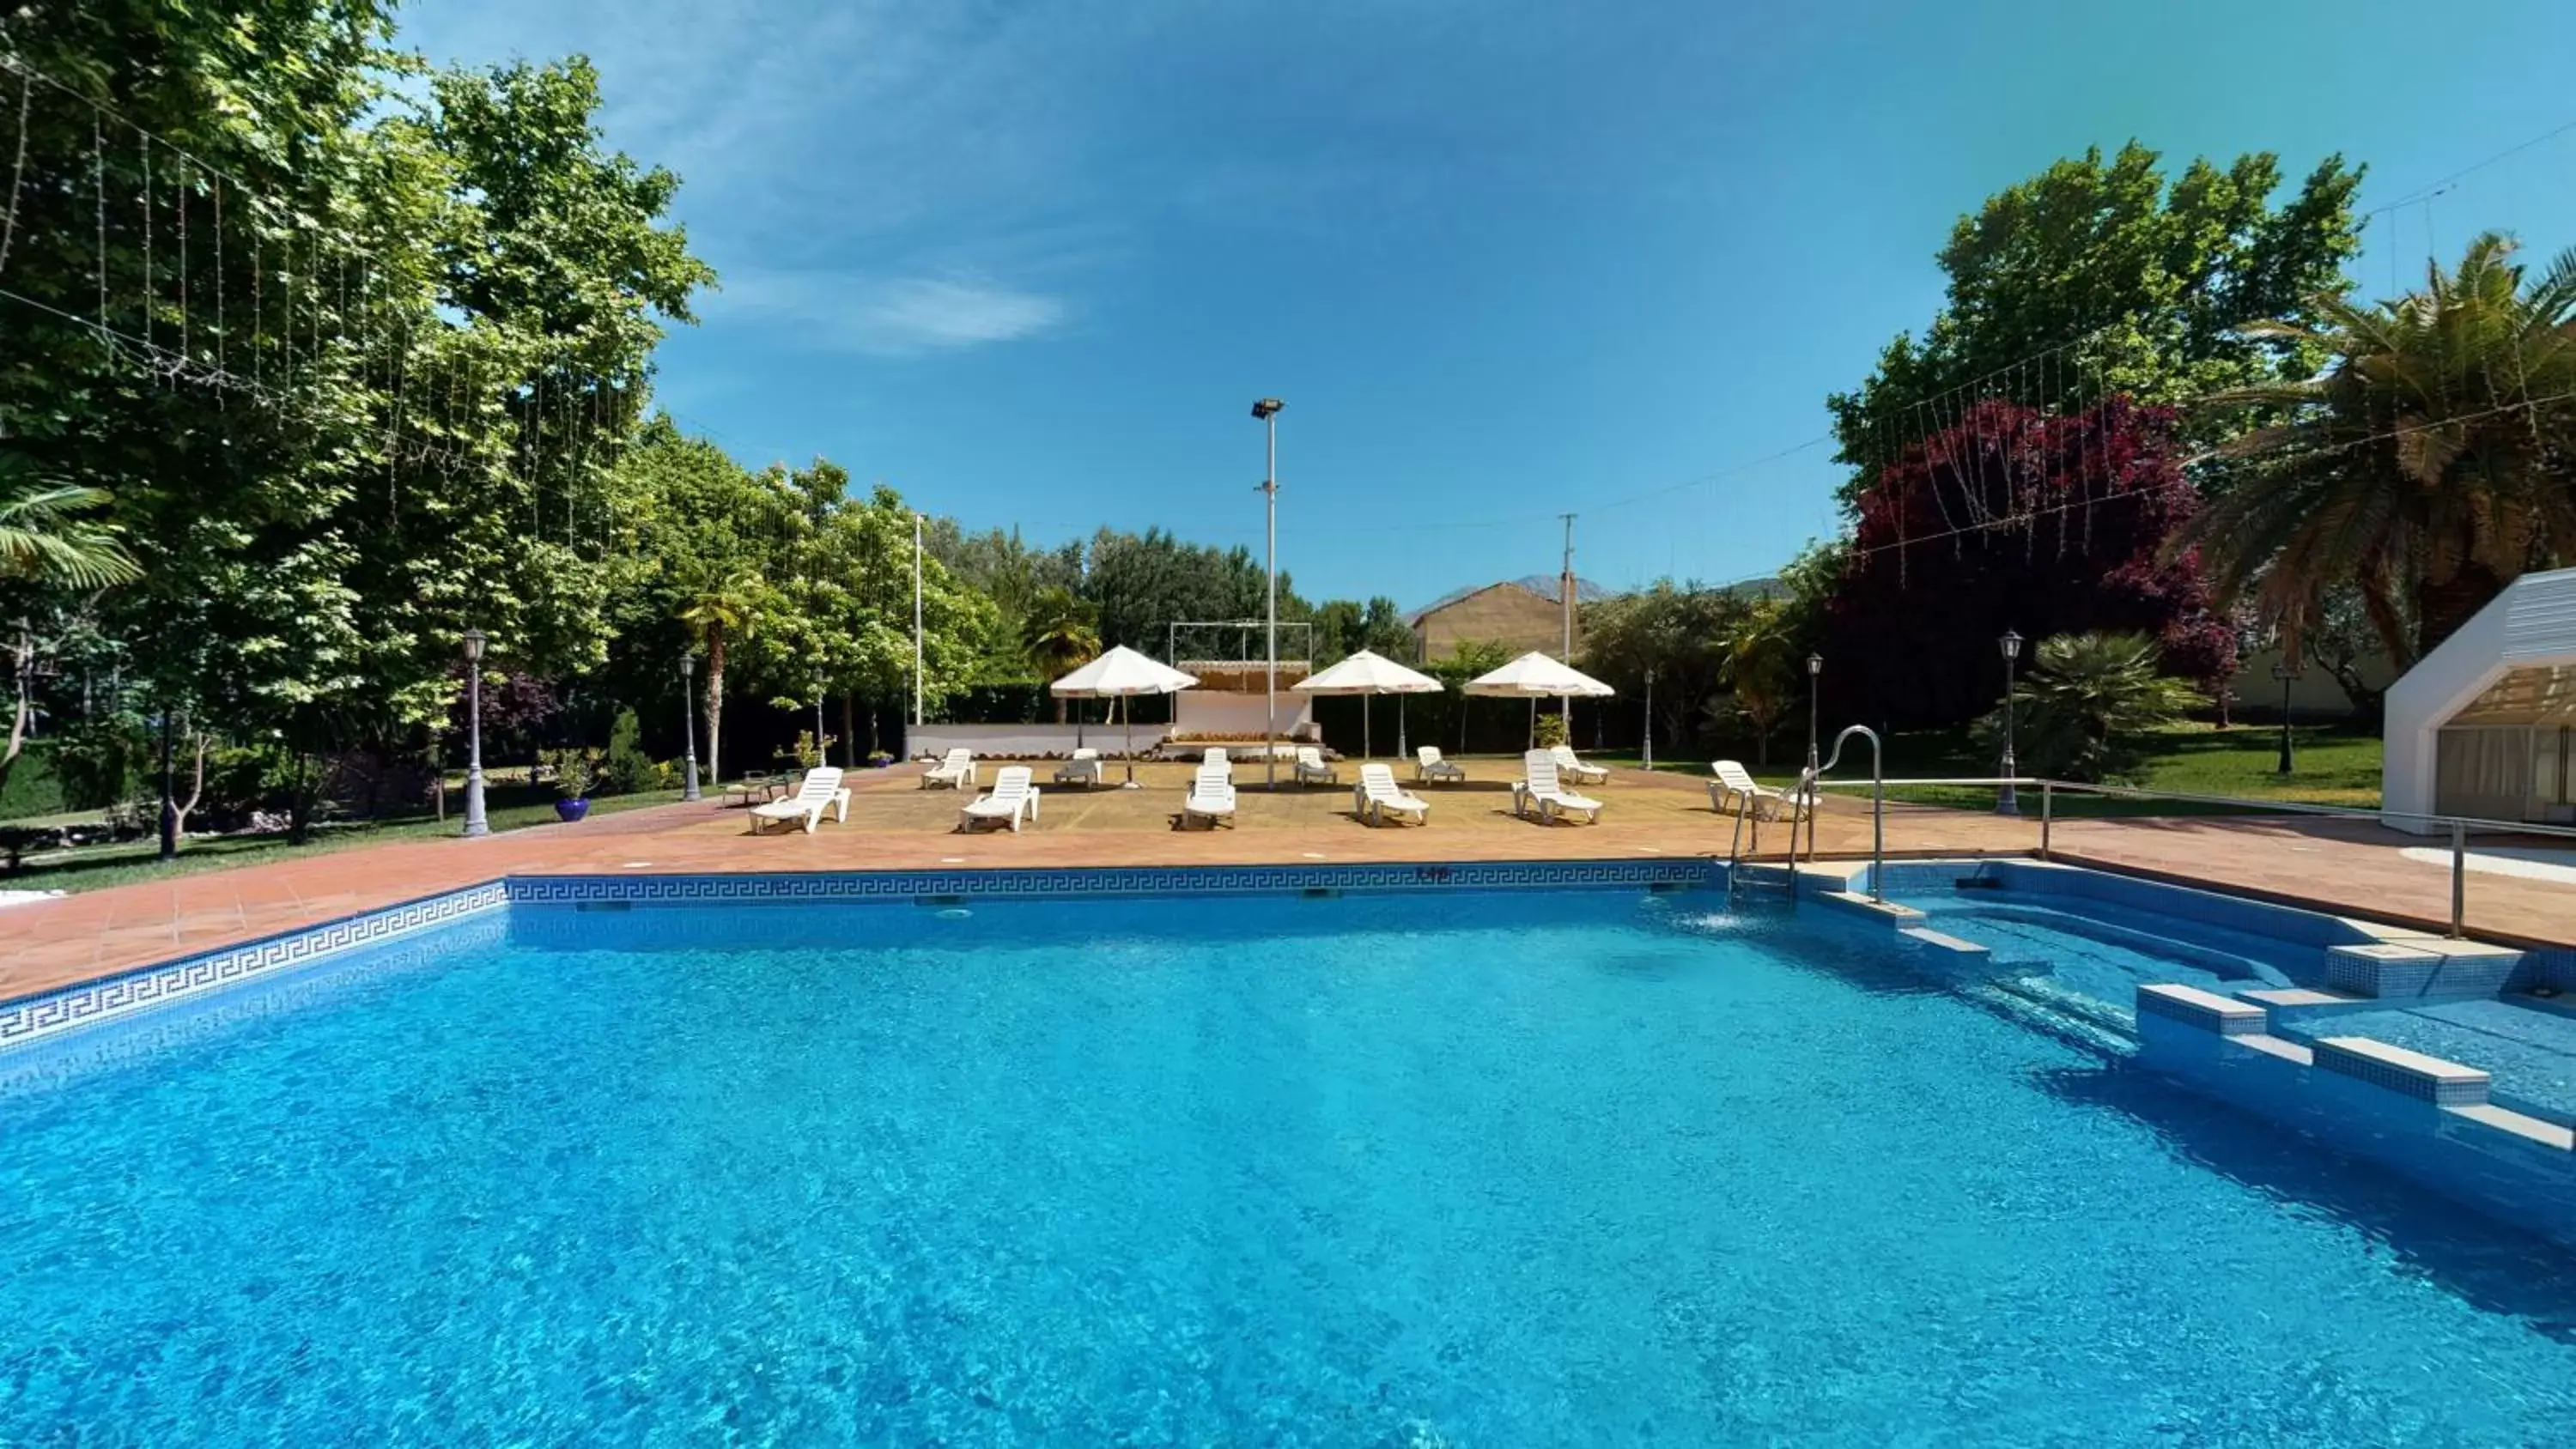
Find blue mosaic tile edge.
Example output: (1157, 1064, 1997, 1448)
(505, 858, 1720, 905)
(0, 882, 508, 1055)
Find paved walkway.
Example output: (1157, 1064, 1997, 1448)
(1, 758, 2567, 1004)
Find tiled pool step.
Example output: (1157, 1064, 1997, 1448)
(2321, 940, 2527, 1001)
(2136, 983, 2576, 1167)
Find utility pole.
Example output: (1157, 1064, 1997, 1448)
(1253, 398, 1285, 788)
(1558, 512, 1577, 729)
(912, 512, 924, 731)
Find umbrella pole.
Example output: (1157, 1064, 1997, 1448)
(1397, 694, 1407, 759)
(1528, 697, 1535, 750)
(1363, 694, 1371, 762)
(1122, 695, 1138, 788)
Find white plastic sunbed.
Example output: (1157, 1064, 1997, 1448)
(1710, 760, 1808, 822)
(1515, 749, 1602, 824)
(960, 767, 1042, 833)
(1294, 746, 1339, 787)
(1202, 747, 1228, 766)
(922, 748, 975, 791)
(1415, 746, 1466, 784)
(749, 767, 850, 834)
(1181, 762, 1236, 829)
(1053, 748, 1103, 787)
(1550, 744, 1610, 785)
(1353, 762, 1429, 827)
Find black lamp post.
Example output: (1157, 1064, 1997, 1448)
(679, 648, 702, 801)
(1996, 630, 2023, 815)
(1805, 653, 1823, 783)
(2273, 658, 2301, 774)
(461, 627, 489, 838)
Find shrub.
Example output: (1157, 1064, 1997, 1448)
(540, 748, 599, 800)
(1975, 632, 2200, 783)
(602, 708, 657, 796)
(780, 731, 835, 770)
(1534, 712, 1571, 749)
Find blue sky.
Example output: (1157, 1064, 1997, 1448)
(398, 0, 2576, 606)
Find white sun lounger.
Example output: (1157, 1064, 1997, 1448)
(1415, 746, 1466, 784)
(960, 767, 1042, 833)
(1294, 746, 1339, 787)
(1353, 762, 1429, 826)
(1181, 762, 1236, 829)
(1515, 749, 1602, 824)
(1053, 748, 1103, 787)
(749, 767, 850, 834)
(922, 748, 975, 791)
(1710, 760, 1808, 822)
(1550, 744, 1610, 785)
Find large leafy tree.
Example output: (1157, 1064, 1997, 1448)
(1579, 581, 1740, 755)
(1822, 397, 2235, 728)
(2181, 232, 2576, 666)
(1828, 143, 2364, 508)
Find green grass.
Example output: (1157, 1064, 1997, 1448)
(3, 787, 689, 895)
(1607, 722, 2384, 819)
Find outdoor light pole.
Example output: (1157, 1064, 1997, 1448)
(461, 628, 489, 838)
(1642, 667, 1656, 770)
(1996, 630, 2023, 815)
(815, 682, 829, 769)
(678, 648, 702, 802)
(1805, 653, 1823, 784)
(1253, 397, 1284, 788)
(912, 512, 924, 730)
(2273, 659, 2300, 774)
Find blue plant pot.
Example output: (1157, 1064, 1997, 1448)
(555, 797, 592, 822)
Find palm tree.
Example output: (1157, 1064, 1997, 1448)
(1020, 585, 1100, 723)
(0, 455, 141, 588)
(1980, 632, 2199, 783)
(676, 561, 763, 783)
(2183, 232, 2576, 667)
(1716, 597, 1797, 763)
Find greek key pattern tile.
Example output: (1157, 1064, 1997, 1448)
(0, 883, 508, 1054)
(507, 858, 1713, 905)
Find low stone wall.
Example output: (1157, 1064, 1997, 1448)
(907, 723, 1168, 761)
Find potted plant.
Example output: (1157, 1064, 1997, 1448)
(865, 749, 895, 769)
(541, 748, 598, 822)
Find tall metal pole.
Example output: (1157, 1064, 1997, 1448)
(1253, 398, 1284, 788)
(462, 629, 489, 838)
(1558, 512, 1577, 730)
(922, 514, 933, 731)
(2274, 661, 2298, 774)
(679, 650, 701, 802)
(1642, 668, 1656, 769)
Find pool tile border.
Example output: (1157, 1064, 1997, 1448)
(504, 857, 1716, 905)
(0, 882, 507, 1052)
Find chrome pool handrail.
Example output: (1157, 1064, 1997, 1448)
(1797, 725, 1885, 903)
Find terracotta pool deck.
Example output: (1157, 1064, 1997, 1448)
(2, 758, 2569, 1004)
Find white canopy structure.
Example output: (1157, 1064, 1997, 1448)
(1293, 649, 1443, 760)
(2383, 566, 2576, 832)
(1051, 646, 1199, 787)
(1464, 652, 1615, 749)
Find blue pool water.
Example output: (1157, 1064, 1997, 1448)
(6, 888, 2576, 1443)
(1894, 889, 2306, 1011)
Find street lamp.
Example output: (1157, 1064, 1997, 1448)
(1805, 653, 1823, 784)
(1642, 667, 1656, 770)
(1996, 629, 2023, 815)
(1252, 396, 1284, 788)
(814, 680, 829, 770)
(460, 627, 489, 838)
(2272, 658, 2302, 774)
(678, 647, 702, 801)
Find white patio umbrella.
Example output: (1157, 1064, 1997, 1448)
(1463, 651, 1616, 749)
(1050, 645, 1200, 787)
(1292, 649, 1443, 761)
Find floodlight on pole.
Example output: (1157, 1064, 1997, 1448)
(1252, 397, 1283, 789)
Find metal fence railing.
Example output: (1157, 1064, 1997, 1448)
(1801, 762, 2576, 941)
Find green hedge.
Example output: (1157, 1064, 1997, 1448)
(0, 743, 66, 822)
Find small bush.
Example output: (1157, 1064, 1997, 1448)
(602, 708, 657, 796)
(1534, 712, 1571, 749)
(540, 748, 599, 800)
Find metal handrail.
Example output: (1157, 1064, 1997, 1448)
(1796, 726, 1885, 903)
(1803, 773, 2576, 939)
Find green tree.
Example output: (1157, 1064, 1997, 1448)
(0, 457, 142, 589)
(2182, 233, 2576, 666)
(1716, 597, 1799, 764)
(1021, 586, 1101, 721)
(1579, 581, 1736, 755)
(675, 560, 764, 785)
(1829, 143, 2363, 507)
(1978, 632, 2200, 783)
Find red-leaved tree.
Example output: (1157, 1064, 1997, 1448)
(1820, 397, 2235, 728)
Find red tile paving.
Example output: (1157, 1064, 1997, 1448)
(2, 759, 2567, 1005)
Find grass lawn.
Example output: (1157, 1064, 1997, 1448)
(3, 787, 689, 895)
(1607, 722, 2384, 818)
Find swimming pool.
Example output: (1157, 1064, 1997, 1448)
(5, 879, 2575, 1442)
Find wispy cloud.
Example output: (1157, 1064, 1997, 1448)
(710, 270, 1068, 355)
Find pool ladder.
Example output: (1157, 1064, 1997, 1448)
(1723, 792, 1796, 909)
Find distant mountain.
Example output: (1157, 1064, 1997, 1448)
(1413, 575, 1613, 618)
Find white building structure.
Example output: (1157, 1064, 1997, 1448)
(2382, 566, 2576, 831)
